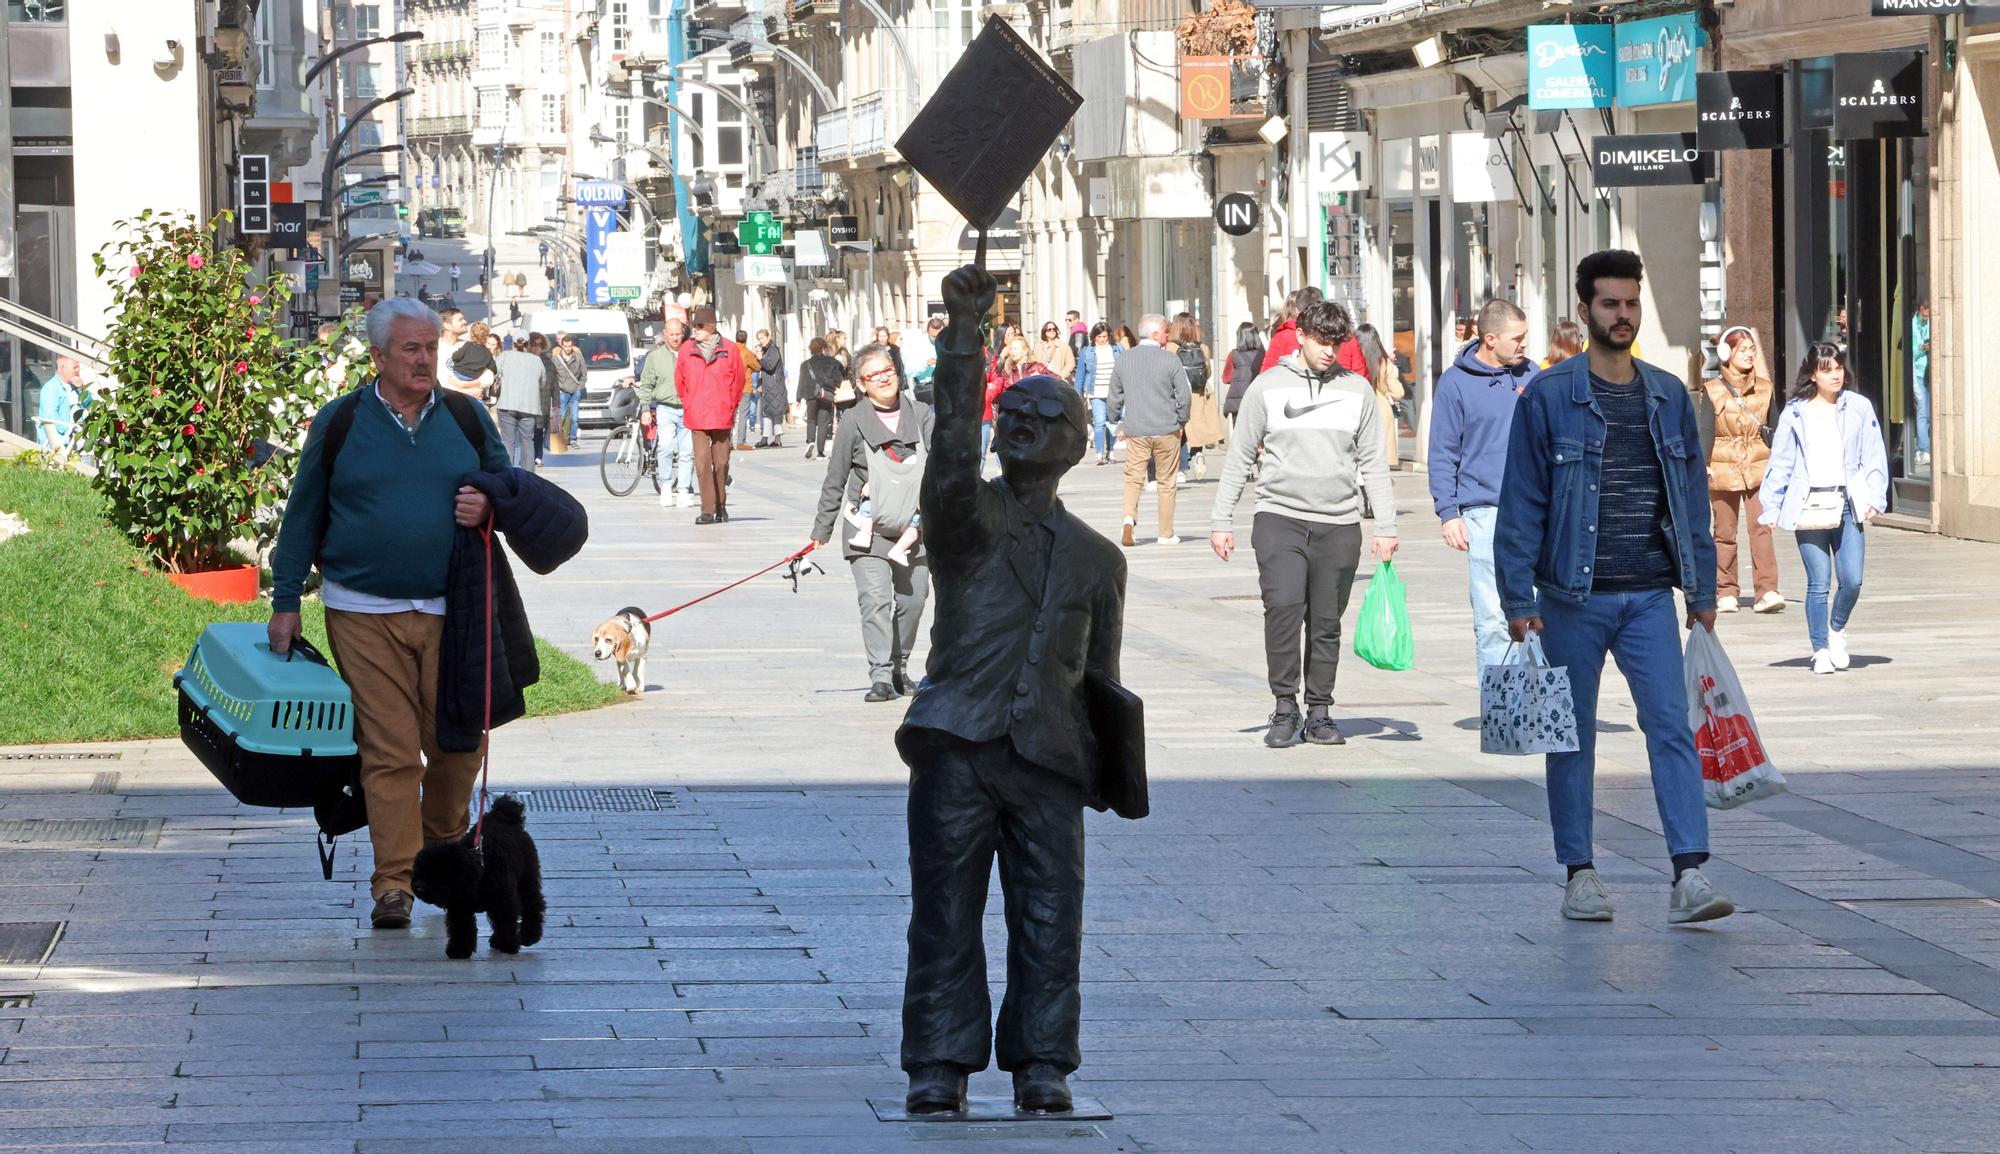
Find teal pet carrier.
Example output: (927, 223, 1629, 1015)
(176, 622, 361, 808)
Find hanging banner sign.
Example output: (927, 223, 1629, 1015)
(827, 214, 860, 243)
(1180, 56, 1248, 120)
(1614, 13, 1702, 108)
(1528, 25, 1614, 110)
(576, 180, 627, 207)
(1832, 50, 1927, 139)
(584, 205, 618, 305)
(1591, 132, 1712, 187)
(1448, 133, 1512, 204)
(1697, 71, 1784, 151)
(1307, 131, 1370, 197)
(1416, 135, 1442, 194)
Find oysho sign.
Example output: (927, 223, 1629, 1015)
(1832, 50, 1927, 139)
(1591, 132, 1711, 187)
(1528, 24, 1613, 110)
(1697, 71, 1783, 152)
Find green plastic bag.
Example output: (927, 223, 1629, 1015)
(1353, 561, 1415, 671)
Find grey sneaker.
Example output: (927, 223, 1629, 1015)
(1265, 702, 1304, 748)
(1669, 868, 1735, 925)
(371, 889, 414, 929)
(1561, 868, 1614, 922)
(1302, 706, 1345, 746)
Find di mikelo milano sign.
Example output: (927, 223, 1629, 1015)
(1591, 133, 1712, 188)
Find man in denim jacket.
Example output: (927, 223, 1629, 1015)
(1495, 250, 1732, 927)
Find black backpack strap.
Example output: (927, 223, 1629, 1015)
(436, 388, 486, 455)
(318, 388, 368, 487)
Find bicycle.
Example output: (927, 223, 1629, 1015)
(599, 384, 661, 497)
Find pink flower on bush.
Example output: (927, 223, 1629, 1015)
(129, 265, 144, 278)
(150, 388, 161, 397)
(194, 467, 206, 476)
(181, 424, 197, 436)
(248, 294, 263, 307)
(233, 360, 249, 375)
(244, 327, 257, 339)
(186, 254, 205, 270)
(192, 402, 206, 414)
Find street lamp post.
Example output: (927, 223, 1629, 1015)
(307, 28, 422, 314)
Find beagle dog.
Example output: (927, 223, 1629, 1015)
(590, 607, 651, 695)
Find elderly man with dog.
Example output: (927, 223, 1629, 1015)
(270, 297, 511, 931)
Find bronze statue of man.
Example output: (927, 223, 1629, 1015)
(894, 264, 1126, 1115)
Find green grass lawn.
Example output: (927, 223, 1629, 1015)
(0, 465, 620, 745)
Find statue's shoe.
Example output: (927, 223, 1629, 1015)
(1012, 1064, 1072, 1113)
(905, 1065, 968, 1115)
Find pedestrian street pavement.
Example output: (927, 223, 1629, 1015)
(5, 433, 2000, 1152)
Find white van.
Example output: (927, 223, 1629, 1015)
(526, 308, 637, 429)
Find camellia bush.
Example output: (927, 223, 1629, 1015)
(79, 210, 358, 574)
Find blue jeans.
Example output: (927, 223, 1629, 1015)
(1091, 398, 1112, 456)
(1538, 589, 1709, 867)
(1797, 503, 1865, 652)
(555, 391, 581, 441)
(1913, 368, 1931, 454)
(980, 420, 993, 478)
(1461, 506, 1511, 673)
(654, 405, 695, 494)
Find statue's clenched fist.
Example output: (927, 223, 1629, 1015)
(942, 265, 997, 323)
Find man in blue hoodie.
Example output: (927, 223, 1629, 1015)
(1428, 299, 1533, 672)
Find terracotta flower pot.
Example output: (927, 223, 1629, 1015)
(166, 563, 260, 604)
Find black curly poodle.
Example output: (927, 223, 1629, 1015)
(412, 795, 546, 959)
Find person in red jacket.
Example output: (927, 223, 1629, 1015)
(1264, 287, 1368, 376)
(676, 306, 745, 524)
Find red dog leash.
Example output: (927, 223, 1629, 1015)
(641, 540, 820, 624)
(469, 537, 818, 848)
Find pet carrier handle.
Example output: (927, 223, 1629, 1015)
(284, 636, 332, 667)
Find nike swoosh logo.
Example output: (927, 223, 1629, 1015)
(1282, 399, 1339, 419)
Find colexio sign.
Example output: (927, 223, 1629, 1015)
(1591, 133, 1712, 187)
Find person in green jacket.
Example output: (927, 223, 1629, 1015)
(268, 297, 510, 933)
(637, 318, 694, 507)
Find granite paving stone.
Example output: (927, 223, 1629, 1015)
(5, 448, 2000, 1150)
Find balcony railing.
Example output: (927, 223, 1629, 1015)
(417, 40, 472, 65)
(409, 114, 471, 137)
(814, 105, 849, 162)
(815, 93, 907, 166)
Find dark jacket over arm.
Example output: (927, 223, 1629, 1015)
(437, 468, 590, 752)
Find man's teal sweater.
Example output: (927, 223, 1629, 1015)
(271, 385, 509, 613)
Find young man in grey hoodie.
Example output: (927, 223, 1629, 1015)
(1210, 300, 1398, 748)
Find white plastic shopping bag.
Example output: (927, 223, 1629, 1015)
(1685, 626, 1787, 809)
(1480, 635, 1581, 756)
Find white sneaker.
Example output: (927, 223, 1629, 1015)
(1754, 591, 1786, 614)
(1177, 471, 1189, 484)
(659, 487, 673, 508)
(1156, 536, 1181, 546)
(1561, 868, 1613, 921)
(1145, 479, 1158, 492)
(1917, 449, 1931, 465)
(1812, 649, 1836, 675)
(1828, 629, 1850, 670)
(676, 490, 693, 508)
(1716, 595, 1739, 614)
(1668, 868, 1734, 925)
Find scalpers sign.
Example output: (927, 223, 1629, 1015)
(1696, 71, 1783, 152)
(1614, 13, 1702, 108)
(1528, 25, 1613, 110)
(1832, 50, 1927, 139)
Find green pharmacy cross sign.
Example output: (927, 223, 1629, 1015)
(737, 211, 784, 255)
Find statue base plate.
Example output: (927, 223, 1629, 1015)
(869, 1095, 1113, 1123)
